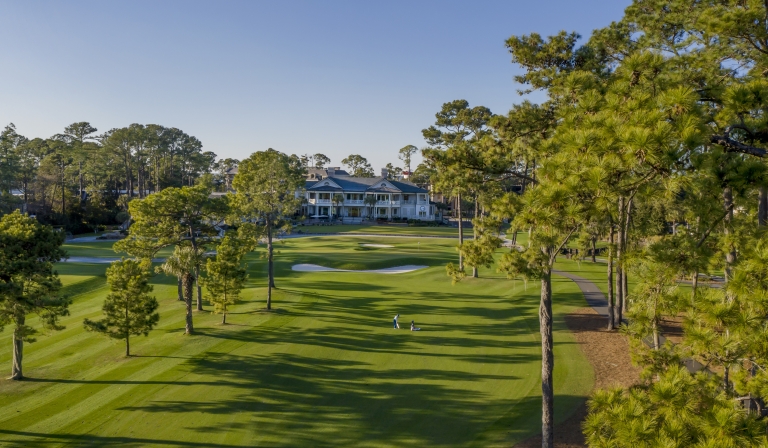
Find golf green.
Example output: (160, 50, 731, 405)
(0, 236, 592, 447)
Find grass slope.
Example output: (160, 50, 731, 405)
(0, 236, 591, 447)
(295, 224, 460, 236)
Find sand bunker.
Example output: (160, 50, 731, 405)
(359, 243, 394, 248)
(292, 264, 427, 274)
(60, 257, 164, 264)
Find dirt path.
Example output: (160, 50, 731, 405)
(514, 307, 641, 448)
(514, 270, 642, 448)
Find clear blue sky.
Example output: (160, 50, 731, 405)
(0, 0, 631, 171)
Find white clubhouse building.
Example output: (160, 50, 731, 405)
(303, 169, 437, 221)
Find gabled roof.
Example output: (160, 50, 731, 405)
(388, 180, 427, 193)
(305, 176, 428, 194)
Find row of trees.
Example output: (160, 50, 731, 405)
(0, 149, 305, 379)
(0, 121, 433, 233)
(423, 1, 768, 446)
(0, 122, 233, 232)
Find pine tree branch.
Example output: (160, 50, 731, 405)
(549, 225, 579, 266)
(711, 127, 768, 158)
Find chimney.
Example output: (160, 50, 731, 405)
(326, 168, 335, 176)
(381, 168, 388, 178)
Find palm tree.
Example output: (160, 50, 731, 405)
(157, 244, 203, 334)
(332, 193, 345, 223)
(364, 194, 377, 220)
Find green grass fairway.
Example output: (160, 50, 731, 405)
(0, 236, 592, 447)
(295, 223, 460, 236)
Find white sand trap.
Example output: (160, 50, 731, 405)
(60, 257, 164, 264)
(292, 264, 427, 274)
(359, 243, 394, 248)
(62, 256, 118, 264)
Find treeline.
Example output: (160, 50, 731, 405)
(1, 148, 302, 380)
(0, 122, 237, 232)
(422, 1, 768, 447)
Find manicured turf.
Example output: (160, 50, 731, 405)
(293, 223, 461, 236)
(0, 235, 592, 447)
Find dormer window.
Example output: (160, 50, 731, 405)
(324, 182, 329, 186)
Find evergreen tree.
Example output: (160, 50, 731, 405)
(83, 259, 159, 356)
(201, 236, 247, 324)
(232, 149, 305, 310)
(0, 211, 69, 380)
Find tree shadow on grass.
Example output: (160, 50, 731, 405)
(113, 352, 546, 447)
(21, 377, 245, 388)
(0, 430, 243, 447)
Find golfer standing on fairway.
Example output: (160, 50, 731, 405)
(393, 314, 400, 329)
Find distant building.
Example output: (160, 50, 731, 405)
(304, 169, 436, 221)
(223, 165, 437, 221)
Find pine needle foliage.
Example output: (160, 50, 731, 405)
(201, 236, 247, 324)
(83, 259, 159, 357)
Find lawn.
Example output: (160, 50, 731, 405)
(0, 236, 592, 447)
(293, 223, 461, 236)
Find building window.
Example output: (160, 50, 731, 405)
(403, 194, 409, 201)
(309, 192, 315, 199)
(392, 208, 399, 215)
(419, 210, 427, 218)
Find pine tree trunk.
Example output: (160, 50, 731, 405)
(607, 225, 615, 331)
(723, 187, 736, 283)
(622, 198, 632, 312)
(195, 266, 203, 311)
(540, 269, 554, 448)
(183, 273, 194, 334)
(652, 320, 660, 350)
(759, 186, 768, 227)
(222, 312, 227, 324)
(268, 224, 275, 289)
(457, 193, 464, 271)
(177, 277, 183, 301)
(591, 239, 596, 263)
(11, 318, 24, 380)
(61, 163, 66, 215)
(78, 161, 84, 201)
(615, 198, 624, 326)
(267, 222, 274, 310)
(125, 302, 130, 356)
(691, 270, 698, 307)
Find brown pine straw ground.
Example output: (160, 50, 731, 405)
(515, 307, 641, 448)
